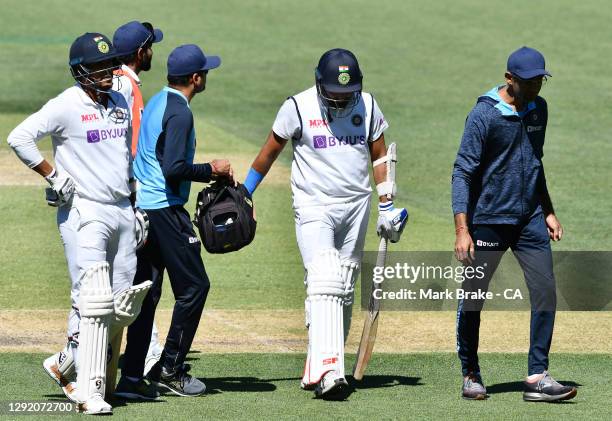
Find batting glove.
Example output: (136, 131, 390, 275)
(134, 207, 149, 250)
(377, 201, 408, 243)
(44, 168, 75, 207)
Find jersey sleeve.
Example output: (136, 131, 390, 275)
(161, 110, 212, 183)
(272, 98, 301, 140)
(369, 96, 389, 142)
(6, 97, 65, 168)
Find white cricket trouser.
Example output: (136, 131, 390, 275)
(294, 195, 371, 266)
(57, 195, 137, 340)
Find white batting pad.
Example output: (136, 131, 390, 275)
(76, 262, 114, 403)
(302, 249, 345, 385)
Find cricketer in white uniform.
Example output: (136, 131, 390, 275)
(244, 49, 408, 398)
(7, 33, 151, 414)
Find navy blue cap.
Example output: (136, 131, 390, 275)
(69, 32, 120, 66)
(316, 48, 362, 93)
(113, 21, 163, 56)
(167, 44, 221, 76)
(507, 46, 551, 79)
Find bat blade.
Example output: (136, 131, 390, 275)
(353, 237, 387, 380)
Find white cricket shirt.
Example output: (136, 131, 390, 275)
(272, 85, 388, 208)
(7, 85, 132, 203)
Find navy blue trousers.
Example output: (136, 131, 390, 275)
(456, 212, 556, 376)
(122, 205, 210, 378)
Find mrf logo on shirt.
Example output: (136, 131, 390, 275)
(312, 135, 366, 149)
(86, 128, 128, 143)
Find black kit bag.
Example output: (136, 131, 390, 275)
(193, 181, 257, 253)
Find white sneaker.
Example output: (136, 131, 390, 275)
(77, 395, 112, 415)
(314, 371, 349, 399)
(43, 353, 78, 402)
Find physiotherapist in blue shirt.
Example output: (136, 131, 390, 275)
(452, 47, 576, 402)
(118, 44, 233, 399)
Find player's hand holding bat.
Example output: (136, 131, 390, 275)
(377, 201, 408, 243)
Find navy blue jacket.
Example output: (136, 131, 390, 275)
(452, 86, 549, 225)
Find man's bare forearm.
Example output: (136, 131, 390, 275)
(454, 213, 469, 232)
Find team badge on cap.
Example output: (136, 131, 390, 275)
(98, 41, 109, 53)
(338, 72, 351, 85)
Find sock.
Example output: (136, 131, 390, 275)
(527, 373, 544, 382)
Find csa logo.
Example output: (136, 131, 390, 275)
(338, 72, 350, 85)
(351, 114, 363, 126)
(313, 135, 327, 149)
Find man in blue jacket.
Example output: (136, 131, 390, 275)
(452, 47, 576, 402)
(116, 44, 233, 398)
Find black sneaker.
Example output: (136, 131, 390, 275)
(523, 371, 577, 402)
(114, 376, 159, 401)
(462, 372, 487, 400)
(152, 364, 206, 397)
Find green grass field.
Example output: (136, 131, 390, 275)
(0, 0, 610, 419)
(2, 353, 610, 420)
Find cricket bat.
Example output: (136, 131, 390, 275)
(353, 142, 396, 380)
(352, 236, 387, 380)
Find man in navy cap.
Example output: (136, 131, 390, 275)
(112, 19, 165, 380)
(452, 46, 576, 402)
(113, 21, 163, 157)
(117, 44, 233, 398)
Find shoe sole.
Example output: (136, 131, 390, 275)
(314, 379, 349, 400)
(523, 388, 577, 402)
(42, 359, 77, 403)
(152, 381, 206, 397)
(113, 391, 159, 401)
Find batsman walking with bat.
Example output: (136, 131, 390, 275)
(243, 49, 407, 399)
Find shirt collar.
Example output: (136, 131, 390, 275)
(163, 86, 190, 106)
(121, 64, 141, 86)
(73, 83, 110, 109)
(483, 85, 536, 117)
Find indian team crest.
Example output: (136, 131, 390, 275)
(338, 72, 351, 85)
(98, 41, 110, 54)
(351, 114, 363, 126)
